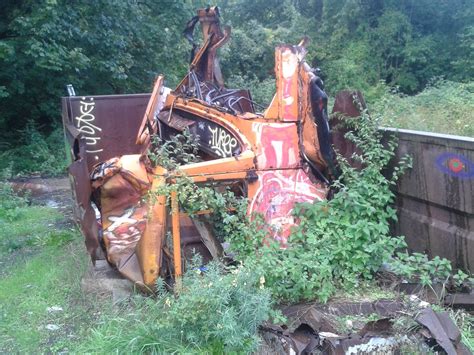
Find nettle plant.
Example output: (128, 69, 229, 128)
(231, 108, 413, 303)
(388, 251, 473, 289)
(146, 121, 471, 305)
(147, 114, 411, 303)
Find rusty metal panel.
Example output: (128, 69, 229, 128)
(68, 140, 100, 259)
(61, 94, 150, 169)
(386, 128, 474, 272)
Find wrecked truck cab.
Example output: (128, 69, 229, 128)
(63, 6, 339, 288)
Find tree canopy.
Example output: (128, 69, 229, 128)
(0, 0, 472, 144)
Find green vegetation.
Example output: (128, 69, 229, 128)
(374, 80, 474, 137)
(1, 0, 473, 351)
(0, 181, 273, 353)
(0, 240, 92, 353)
(149, 128, 201, 170)
(1, 0, 472, 175)
(0, 182, 93, 352)
(1, 115, 473, 351)
(452, 310, 474, 351)
(147, 114, 471, 307)
(0, 124, 67, 176)
(77, 259, 273, 353)
(388, 251, 474, 288)
(224, 109, 411, 302)
(0, 181, 73, 255)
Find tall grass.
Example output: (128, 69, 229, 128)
(372, 80, 474, 137)
(77, 259, 274, 353)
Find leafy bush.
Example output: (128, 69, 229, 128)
(82, 259, 273, 353)
(228, 105, 412, 303)
(0, 124, 67, 176)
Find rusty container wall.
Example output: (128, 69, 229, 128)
(62, 94, 151, 169)
(386, 128, 474, 272)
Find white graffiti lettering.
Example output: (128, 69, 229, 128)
(208, 126, 238, 157)
(75, 97, 103, 154)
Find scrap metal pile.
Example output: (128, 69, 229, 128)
(64, 6, 340, 288)
(61, 7, 473, 354)
(262, 299, 471, 354)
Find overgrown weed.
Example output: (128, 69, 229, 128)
(373, 79, 474, 137)
(77, 257, 274, 353)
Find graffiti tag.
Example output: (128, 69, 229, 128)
(435, 152, 473, 179)
(75, 97, 103, 154)
(208, 126, 238, 157)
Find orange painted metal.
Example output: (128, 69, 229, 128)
(171, 191, 182, 279)
(64, 6, 336, 288)
(135, 166, 167, 287)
